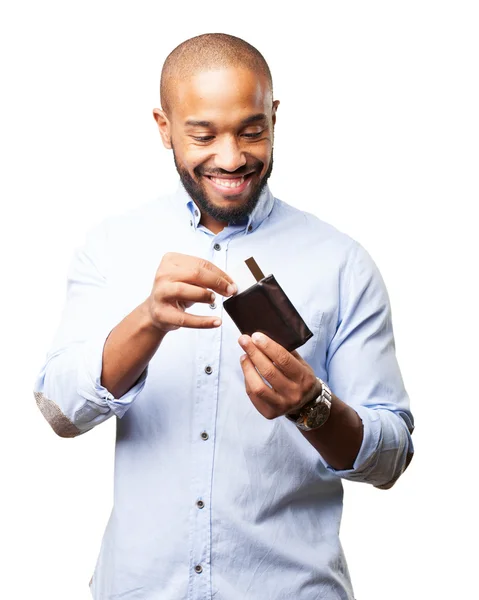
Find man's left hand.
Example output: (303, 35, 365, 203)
(238, 332, 320, 419)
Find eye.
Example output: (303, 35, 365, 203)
(192, 136, 214, 142)
(242, 131, 264, 139)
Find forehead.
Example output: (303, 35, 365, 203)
(171, 67, 271, 124)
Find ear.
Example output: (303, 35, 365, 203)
(153, 108, 172, 149)
(272, 100, 280, 127)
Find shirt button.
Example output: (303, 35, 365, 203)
(194, 209, 199, 217)
(195, 565, 203, 574)
(201, 431, 209, 440)
(214, 243, 221, 251)
(209, 302, 216, 309)
(189, 220, 193, 227)
(196, 500, 205, 509)
(205, 365, 213, 375)
(248, 224, 253, 232)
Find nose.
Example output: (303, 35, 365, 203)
(214, 135, 247, 172)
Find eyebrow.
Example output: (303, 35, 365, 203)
(184, 113, 268, 128)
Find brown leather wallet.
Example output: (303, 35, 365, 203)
(223, 259, 313, 352)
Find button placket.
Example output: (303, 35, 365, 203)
(190, 295, 220, 597)
(189, 236, 229, 597)
(209, 238, 228, 316)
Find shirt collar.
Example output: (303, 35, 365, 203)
(177, 180, 275, 235)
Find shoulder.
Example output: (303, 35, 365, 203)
(82, 191, 181, 245)
(75, 192, 179, 270)
(270, 195, 359, 259)
(105, 193, 178, 234)
(269, 195, 387, 289)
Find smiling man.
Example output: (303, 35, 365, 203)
(34, 33, 414, 600)
(155, 52, 278, 231)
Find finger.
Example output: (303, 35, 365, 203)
(165, 253, 237, 296)
(175, 264, 236, 297)
(160, 281, 216, 305)
(249, 332, 304, 381)
(240, 354, 283, 419)
(238, 334, 295, 396)
(160, 305, 221, 329)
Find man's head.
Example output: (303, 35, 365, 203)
(153, 33, 279, 231)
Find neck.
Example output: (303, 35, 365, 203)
(199, 213, 227, 234)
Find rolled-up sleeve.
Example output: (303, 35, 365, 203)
(33, 221, 147, 437)
(324, 241, 414, 489)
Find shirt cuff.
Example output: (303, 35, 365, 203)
(77, 335, 148, 419)
(323, 404, 382, 478)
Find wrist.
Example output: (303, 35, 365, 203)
(139, 299, 168, 338)
(286, 378, 332, 431)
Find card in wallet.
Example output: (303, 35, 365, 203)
(223, 257, 313, 352)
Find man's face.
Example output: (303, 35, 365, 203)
(155, 68, 279, 227)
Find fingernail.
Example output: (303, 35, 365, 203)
(252, 332, 265, 344)
(239, 335, 249, 346)
(227, 283, 237, 296)
(240, 354, 247, 363)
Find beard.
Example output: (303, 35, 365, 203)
(172, 144, 274, 225)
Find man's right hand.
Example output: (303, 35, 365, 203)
(145, 252, 237, 334)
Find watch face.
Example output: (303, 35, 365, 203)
(305, 401, 330, 429)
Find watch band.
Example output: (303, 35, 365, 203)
(285, 378, 332, 431)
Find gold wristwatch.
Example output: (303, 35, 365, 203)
(285, 378, 332, 431)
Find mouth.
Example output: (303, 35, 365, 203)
(202, 171, 256, 196)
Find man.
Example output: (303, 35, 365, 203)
(34, 33, 414, 600)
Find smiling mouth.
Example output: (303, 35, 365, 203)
(203, 171, 255, 190)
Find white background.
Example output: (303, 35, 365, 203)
(1, 1, 478, 598)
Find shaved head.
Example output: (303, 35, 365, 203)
(160, 33, 273, 114)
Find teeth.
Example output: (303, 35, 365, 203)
(210, 176, 245, 189)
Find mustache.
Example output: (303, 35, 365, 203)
(196, 162, 263, 178)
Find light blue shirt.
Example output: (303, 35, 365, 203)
(34, 183, 414, 600)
